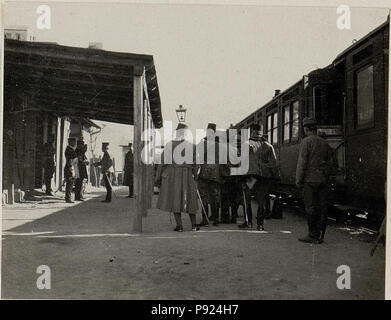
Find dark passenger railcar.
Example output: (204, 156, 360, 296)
(333, 20, 389, 216)
(233, 19, 388, 221)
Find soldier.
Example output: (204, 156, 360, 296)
(80, 143, 89, 198)
(197, 123, 223, 226)
(42, 135, 56, 196)
(75, 139, 89, 201)
(155, 123, 200, 232)
(296, 117, 334, 244)
(123, 143, 134, 198)
(239, 124, 279, 231)
(220, 132, 242, 224)
(64, 137, 77, 203)
(94, 142, 114, 203)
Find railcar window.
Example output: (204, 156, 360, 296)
(356, 65, 374, 130)
(267, 112, 278, 145)
(292, 101, 299, 141)
(283, 106, 290, 143)
(282, 101, 299, 144)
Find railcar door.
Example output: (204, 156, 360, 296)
(312, 80, 346, 196)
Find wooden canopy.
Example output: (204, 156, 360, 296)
(4, 39, 163, 128)
(4, 39, 162, 232)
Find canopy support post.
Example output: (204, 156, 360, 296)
(132, 66, 144, 232)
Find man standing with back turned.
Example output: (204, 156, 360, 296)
(296, 117, 334, 244)
(94, 142, 114, 203)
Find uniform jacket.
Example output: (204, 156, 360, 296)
(75, 146, 89, 180)
(246, 138, 279, 179)
(155, 139, 199, 214)
(296, 134, 333, 185)
(64, 145, 76, 178)
(96, 151, 114, 174)
(197, 139, 223, 183)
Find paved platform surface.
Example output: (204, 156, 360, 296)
(1, 187, 385, 299)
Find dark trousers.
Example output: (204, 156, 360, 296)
(65, 177, 74, 201)
(221, 181, 240, 222)
(128, 185, 134, 197)
(244, 178, 274, 226)
(44, 176, 53, 193)
(103, 172, 112, 202)
(303, 182, 329, 238)
(74, 178, 82, 200)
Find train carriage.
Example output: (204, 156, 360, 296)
(234, 19, 389, 221)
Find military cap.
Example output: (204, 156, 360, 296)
(207, 123, 216, 131)
(128, 142, 133, 147)
(102, 142, 109, 146)
(302, 117, 317, 127)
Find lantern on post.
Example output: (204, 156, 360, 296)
(175, 105, 187, 123)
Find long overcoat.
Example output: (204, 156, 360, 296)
(123, 150, 134, 186)
(155, 139, 199, 215)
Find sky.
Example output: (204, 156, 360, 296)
(4, 1, 389, 156)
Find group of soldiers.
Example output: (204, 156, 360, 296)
(196, 117, 334, 244)
(63, 138, 90, 203)
(196, 122, 279, 232)
(42, 116, 333, 244)
(42, 137, 134, 204)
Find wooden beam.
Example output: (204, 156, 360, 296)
(132, 66, 144, 232)
(5, 53, 134, 78)
(10, 71, 133, 90)
(5, 40, 154, 69)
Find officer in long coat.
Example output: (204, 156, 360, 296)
(64, 138, 77, 203)
(123, 143, 134, 198)
(296, 117, 334, 244)
(239, 124, 279, 230)
(155, 123, 199, 232)
(94, 142, 114, 203)
(42, 135, 56, 196)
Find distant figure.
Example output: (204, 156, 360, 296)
(42, 135, 56, 196)
(75, 139, 89, 201)
(123, 143, 134, 198)
(155, 123, 199, 232)
(94, 142, 114, 203)
(81, 143, 89, 198)
(296, 117, 334, 244)
(64, 138, 77, 203)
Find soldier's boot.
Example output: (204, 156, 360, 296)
(318, 213, 328, 244)
(298, 235, 318, 243)
(173, 213, 183, 232)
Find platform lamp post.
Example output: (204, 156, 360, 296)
(176, 104, 187, 123)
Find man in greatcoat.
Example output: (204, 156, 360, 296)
(42, 135, 56, 196)
(239, 124, 279, 231)
(75, 139, 89, 201)
(296, 117, 334, 244)
(123, 143, 134, 198)
(94, 142, 114, 203)
(64, 137, 77, 203)
(197, 123, 223, 226)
